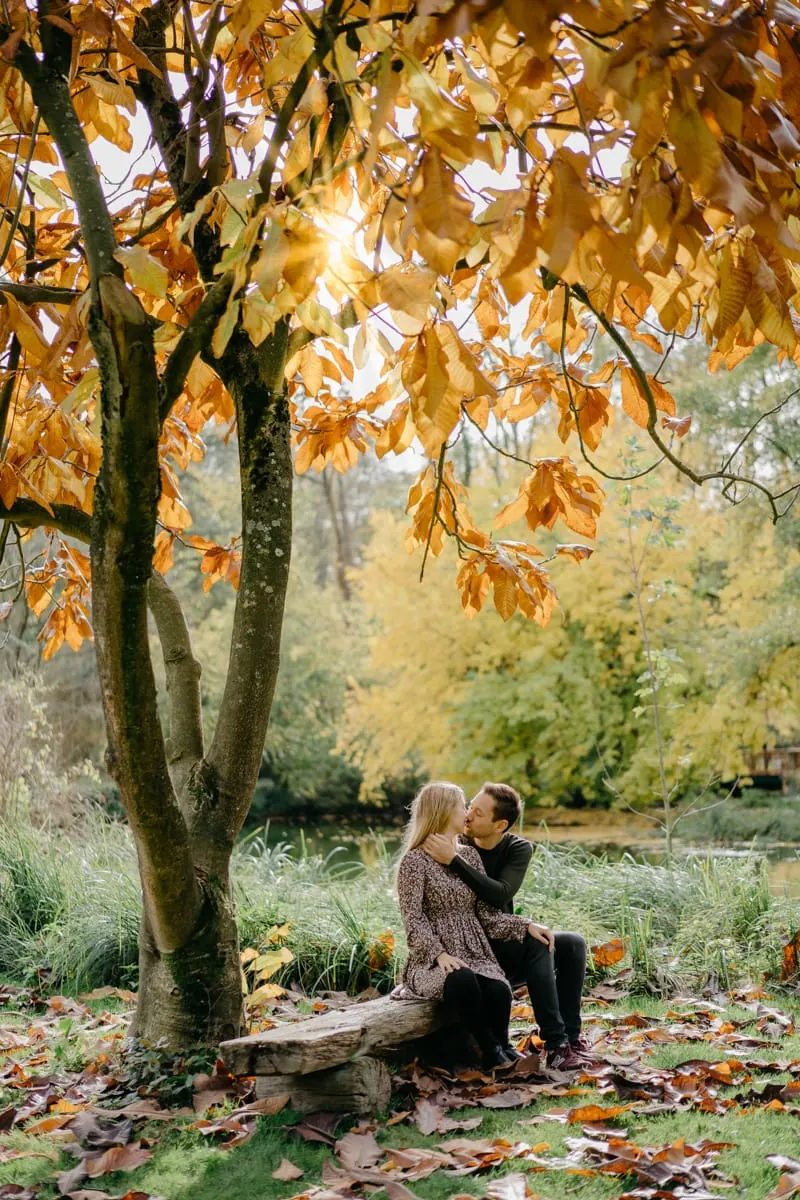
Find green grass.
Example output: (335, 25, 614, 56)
(1, 813, 799, 996)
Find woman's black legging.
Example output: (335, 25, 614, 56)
(442, 967, 512, 1056)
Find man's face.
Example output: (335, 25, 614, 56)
(465, 790, 504, 839)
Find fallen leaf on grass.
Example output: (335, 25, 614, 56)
(767, 1156, 800, 1199)
(191, 1089, 231, 1114)
(77, 988, 137, 1004)
(188, 1116, 254, 1149)
(383, 1183, 422, 1200)
(0, 1187, 40, 1199)
(567, 1103, 635, 1124)
(67, 1192, 161, 1200)
(236, 1095, 289, 1116)
(591, 938, 626, 967)
(285, 1111, 344, 1146)
(66, 1111, 133, 1149)
(24, 1114, 76, 1135)
(272, 1158, 304, 1181)
(85, 1144, 153, 1179)
(411, 1099, 482, 1136)
(97, 1101, 186, 1122)
(335, 1129, 383, 1170)
(477, 1089, 534, 1109)
(485, 1173, 530, 1200)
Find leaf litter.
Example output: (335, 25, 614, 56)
(4, 976, 800, 1199)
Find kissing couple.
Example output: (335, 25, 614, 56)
(393, 780, 590, 1071)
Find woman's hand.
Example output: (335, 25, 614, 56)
(436, 951, 465, 975)
(528, 922, 555, 952)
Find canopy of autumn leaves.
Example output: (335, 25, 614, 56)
(2, 0, 800, 652)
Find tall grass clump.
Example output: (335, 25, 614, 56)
(0, 813, 140, 989)
(233, 830, 400, 992)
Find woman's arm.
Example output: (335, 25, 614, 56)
(397, 853, 445, 967)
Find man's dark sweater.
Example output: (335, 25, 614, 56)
(450, 833, 532, 913)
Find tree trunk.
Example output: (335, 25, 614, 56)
(132, 861, 242, 1045)
(8, 0, 301, 1050)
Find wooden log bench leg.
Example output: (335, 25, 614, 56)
(254, 1056, 391, 1115)
(220, 995, 447, 1114)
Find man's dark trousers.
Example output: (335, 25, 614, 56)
(489, 931, 586, 1050)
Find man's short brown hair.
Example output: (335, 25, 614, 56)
(482, 782, 522, 831)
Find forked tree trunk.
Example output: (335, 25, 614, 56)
(128, 331, 293, 1047)
(10, 0, 296, 1049)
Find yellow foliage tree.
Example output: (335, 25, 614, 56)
(0, 0, 799, 1043)
(344, 458, 800, 813)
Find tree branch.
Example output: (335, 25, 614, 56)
(0, 282, 81, 305)
(147, 570, 204, 800)
(202, 321, 292, 848)
(132, 1, 222, 281)
(132, 1, 189, 201)
(254, 0, 347, 205)
(0, 333, 21, 450)
(160, 273, 235, 423)
(568, 282, 800, 520)
(0, 496, 91, 542)
(13, 42, 119, 289)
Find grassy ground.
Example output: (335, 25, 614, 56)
(4, 989, 800, 1200)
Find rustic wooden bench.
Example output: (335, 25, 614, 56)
(220, 994, 446, 1113)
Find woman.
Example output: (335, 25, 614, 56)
(395, 780, 533, 1069)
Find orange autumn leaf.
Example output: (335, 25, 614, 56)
(567, 1103, 634, 1124)
(591, 937, 626, 967)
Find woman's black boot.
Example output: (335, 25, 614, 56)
(481, 1042, 512, 1070)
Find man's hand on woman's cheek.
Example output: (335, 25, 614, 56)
(423, 833, 457, 864)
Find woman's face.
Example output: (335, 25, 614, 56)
(444, 795, 467, 836)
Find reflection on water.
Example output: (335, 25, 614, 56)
(255, 818, 800, 896)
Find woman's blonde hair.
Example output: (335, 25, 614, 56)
(401, 780, 465, 855)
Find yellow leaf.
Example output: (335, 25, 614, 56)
(114, 245, 169, 299)
(3, 295, 49, 361)
(555, 544, 594, 563)
(84, 73, 137, 115)
(591, 937, 626, 967)
(668, 101, 721, 196)
(228, 0, 283, 47)
(211, 297, 241, 358)
(377, 263, 438, 335)
(253, 946, 294, 980)
(411, 150, 476, 275)
(248, 983, 286, 1005)
(492, 571, 518, 621)
(242, 291, 279, 347)
(620, 366, 650, 429)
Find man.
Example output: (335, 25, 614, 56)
(423, 781, 589, 1071)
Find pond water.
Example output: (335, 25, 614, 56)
(252, 813, 800, 896)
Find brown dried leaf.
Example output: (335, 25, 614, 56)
(272, 1159, 304, 1181)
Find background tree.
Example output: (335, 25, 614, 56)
(1, 0, 800, 1046)
(344, 440, 800, 808)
